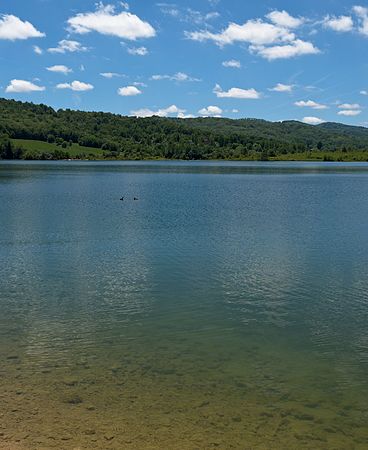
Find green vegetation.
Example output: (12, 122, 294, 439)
(11, 139, 104, 160)
(1, 98, 368, 161)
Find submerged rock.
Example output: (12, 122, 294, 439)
(65, 395, 83, 405)
(104, 433, 114, 441)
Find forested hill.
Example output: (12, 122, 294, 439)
(1, 97, 368, 160)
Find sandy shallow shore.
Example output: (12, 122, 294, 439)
(1, 331, 367, 450)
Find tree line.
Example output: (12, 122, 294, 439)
(1, 98, 368, 160)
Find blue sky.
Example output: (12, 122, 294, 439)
(0, 0, 367, 125)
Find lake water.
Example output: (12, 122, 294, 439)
(0, 161, 367, 449)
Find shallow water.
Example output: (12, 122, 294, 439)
(0, 161, 368, 449)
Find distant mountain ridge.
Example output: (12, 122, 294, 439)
(1, 98, 368, 160)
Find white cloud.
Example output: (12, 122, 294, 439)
(186, 19, 295, 46)
(5, 79, 45, 93)
(302, 116, 325, 125)
(178, 112, 195, 119)
(198, 105, 223, 116)
(186, 10, 320, 61)
(360, 90, 368, 95)
(323, 15, 354, 32)
(100, 72, 120, 78)
(213, 84, 261, 99)
(118, 85, 142, 96)
(252, 39, 319, 60)
(191, 10, 220, 24)
(131, 104, 186, 117)
(269, 83, 293, 92)
(133, 81, 147, 87)
(46, 65, 72, 75)
(158, 5, 180, 19)
(338, 103, 360, 109)
(33, 45, 43, 55)
(266, 10, 304, 28)
(127, 46, 148, 55)
(151, 72, 200, 82)
(48, 40, 88, 53)
(0, 14, 45, 40)
(56, 80, 94, 91)
(159, 5, 219, 25)
(353, 6, 368, 36)
(338, 109, 361, 116)
(295, 99, 328, 110)
(205, 12, 220, 21)
(67, 4, 155, 40)
(222, 59, 241, 68)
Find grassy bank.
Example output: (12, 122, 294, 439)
(12, 139, 105, 159)
(271, 150, 368, 162)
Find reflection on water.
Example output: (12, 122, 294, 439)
(0, 161, 368, 449)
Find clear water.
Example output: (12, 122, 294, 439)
(0, 161, 367, 449)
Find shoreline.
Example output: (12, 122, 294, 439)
(1, 158, 368, 163)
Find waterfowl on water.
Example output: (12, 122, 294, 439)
(120, 196, 124, 201)
(134, 197, 138, 201)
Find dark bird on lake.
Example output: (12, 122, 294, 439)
(134, 197, 138, 201)
(120, 196, 124, 201)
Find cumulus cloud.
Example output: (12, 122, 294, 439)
(67, 3, 155, 40)
(118, 85, 142, 96)
(360, 90, 368, 95)
(178, 113, 195, 119)
(127, 46, 148, 55)
(325, 7, 368, 36)
(338, 109, 361, 116)
(198, 105, 223, 116)
(266, 10, 304, 28)
(186, 11, 319, 61)
(323, 15, 354, 32)
(186, 19, 295, 46)
(269, 83, 294, 92)
(46, 65, 72, 75)
(131, 104, 186, 117)
(151, 72, 200, 82)
(33, 45, 43, 55)
(353, 6, 368, 36)
(48, 40, 88, 54)
(302, 116, 325, 125)
(0, 14, 45, 40)
(252, 39, 319, 60)
(213, 84, 261, 99)
(222, 59, 241, 68)
(5, 79, 45, 93)
(295, 99, 328, 110)
(338, 103, 360, 109)
(56, 80, 94, 91)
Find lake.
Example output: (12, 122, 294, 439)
(0, 161, 367, 449)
